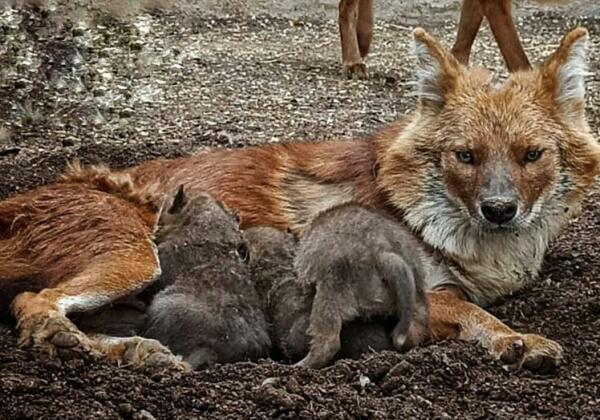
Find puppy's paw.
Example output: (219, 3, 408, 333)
(491, 333, 563, 373)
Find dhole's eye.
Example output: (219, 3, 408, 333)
(455, 150, 475, 164)
(524, 149, 543, 163)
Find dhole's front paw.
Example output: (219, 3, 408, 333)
(93, 335, 190, 371)
(342, 61, 367, 79)
(16, 312, 100, 360)
(490, 333, 563, 373)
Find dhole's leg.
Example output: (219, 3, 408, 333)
(91, 334, 189, 371)
(339, 0, 367, 78)
(10, 241, 185, 369)
(482, 0, 531, 72)
(357, 0, 373, 58)
(451, 0, 484, 65)
(428, 289, 562, 373)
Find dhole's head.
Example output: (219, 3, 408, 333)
(379, 28, 600, 254)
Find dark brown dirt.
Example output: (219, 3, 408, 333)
(1, 2, 599, 419)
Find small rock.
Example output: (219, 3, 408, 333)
(133, 409, 156, 420)
(119, 108, 134, 118)
(118, 403, 134, 416)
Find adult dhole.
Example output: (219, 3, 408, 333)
(1, 27, 597, 372)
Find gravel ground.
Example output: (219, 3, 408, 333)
(0, 1, 599, 419)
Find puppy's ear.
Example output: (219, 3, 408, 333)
(231, 209, 241, 225)
(286, 227, 300, 243)
(156, 185, 187, 239)
(168, 185, 187, 215)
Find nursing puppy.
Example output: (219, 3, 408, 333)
(243, 226, 314, 360)
(245, 203, 429, 368)
(6, 28, 592, 372)
(293, 203, 429, 368)
(143, 188, 271, 369)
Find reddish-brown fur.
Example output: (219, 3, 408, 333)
(0, 27, 597, 373)
(126, 136, 393, 233)
(0, 163, 159, 309)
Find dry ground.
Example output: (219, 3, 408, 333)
(0, 1, 599, 418)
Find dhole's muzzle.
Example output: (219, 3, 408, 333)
(478, 161, 519, 228)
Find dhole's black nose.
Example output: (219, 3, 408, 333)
(480, 199, 518, 225)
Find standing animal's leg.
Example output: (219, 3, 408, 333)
(339, 0, 367, 78)
(357, 0, 373, 58)
(451, 0, 484, 65)
(428, 289, 562, 373)
(11, 240, 185, 369)
(482, 0, 531, 71)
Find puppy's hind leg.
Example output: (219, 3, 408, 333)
(296, 285, 356, 369)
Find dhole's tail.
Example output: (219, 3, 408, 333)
(376, 251, 416, 351)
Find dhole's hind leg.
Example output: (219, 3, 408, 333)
(11, 240, 184, 369)
(11, 289, 100, 359)
(357, 0, 373, 58)
(91, 334, 189, 371)
(451, 0, 484, 65)
(339, 0, 367, 79)
(482, 0, 530, 72)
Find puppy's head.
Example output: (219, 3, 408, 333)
(156, 186, 247, 259)
(242, 226, 297, 267)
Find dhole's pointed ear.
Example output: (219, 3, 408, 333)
(540, 27, 589, 122)
(412, 28, 464, 111)
(168, 185, 188, 215)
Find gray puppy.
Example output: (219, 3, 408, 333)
(294, 203, 429, 368)
(142, 188, 271, 369)
(244, 203, 429, 368)
(243, 226, 313, 360)
(242, 226, 297, 308)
